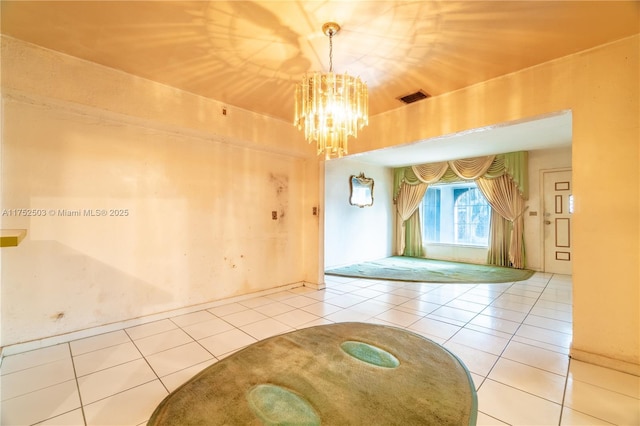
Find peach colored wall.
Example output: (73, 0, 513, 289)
(0, 36, 322, 346)
(355, 36, 639, 373)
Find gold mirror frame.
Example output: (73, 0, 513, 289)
(349, 173, 374, 207)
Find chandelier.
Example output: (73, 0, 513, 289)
(294, 22, 368, 159)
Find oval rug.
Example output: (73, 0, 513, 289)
(148, 322, 477, 425)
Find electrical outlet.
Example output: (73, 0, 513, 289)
(272, 211, 277, 220)
(312, 207, 318, 215)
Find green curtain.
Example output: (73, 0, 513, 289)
(403, 211, 424, 257)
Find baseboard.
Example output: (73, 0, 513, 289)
(303, 281, 326, 290)
(2, 281, 306, 357)
(570, 347, 640, 377)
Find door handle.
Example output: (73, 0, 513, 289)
(544, 220, 552, 225)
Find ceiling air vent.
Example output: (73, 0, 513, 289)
(397, 90, 430, 104)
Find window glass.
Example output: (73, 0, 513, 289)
(422, 182, 491, 247)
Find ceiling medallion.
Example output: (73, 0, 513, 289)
(294, 22, 369, 159)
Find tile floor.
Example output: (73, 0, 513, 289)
(1, 273, 639, 425)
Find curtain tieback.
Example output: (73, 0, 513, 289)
(511, 206, 529, 222)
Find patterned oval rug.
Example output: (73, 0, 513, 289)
(148, 322, 477, 425)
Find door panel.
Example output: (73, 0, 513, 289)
(543, 170, 572, 275)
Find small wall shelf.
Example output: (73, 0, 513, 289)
(1, 229, 27, 247)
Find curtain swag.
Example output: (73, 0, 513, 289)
(393, 151, 528, 201)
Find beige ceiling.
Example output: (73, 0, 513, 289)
(2, 1, 639, 124)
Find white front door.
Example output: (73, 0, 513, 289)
(543, 169, 573, 275)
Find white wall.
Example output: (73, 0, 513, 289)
(324, 159, 393, 268)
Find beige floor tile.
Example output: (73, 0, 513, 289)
(73, 341, 142, 377)
(125, 319, 177, 341)
(444, 341, 499, 377)
(349, 299, 393, 316)
(564, 378, 640, 425)
(1, 357, 75, 400)
(372, 292, 414, 306)
(490, 299, 534, 313)
(238, 296, 278, 308)
(303, 289, 343, 301)
(495, 293, 538, 306)
(408, 317, 461, 340)
(534, 299, 572, 313)
(0, 344, 70, 375)
(220, 309, 269, 327)
(446, 299, 487, 313)
(569, 359, 640, 398)
(429, 306, 478, 323)
(325, 293, 370, 308)
(296, 318, 334, 329)
(396, 299, 440, 315)
(1, 380, 80, 426)
(515, 324, 572, 349)
(374, 308, 423, 327)
(253, 300, 296, 317)
(280, 295, 321, 308)
(387, 287, 422, 298)
(160, 359, 217, 392)
(239, 317, 293, 340)
(272, 310, 320, 328)
(488, 358, 566, 403)
(198, 329, 257, 357)
(145, 342, 213, 377)
(83, 380, 167, 426)
(348, 287, 385, 299)
(475, 411, 509, 425)
(77, 358, 157, 404)
(467, 314, 521, 335)
(70, 330, 131, 356)
(324, 309, 372, 323)
(477, 379, 562, 425)
(265, 290, 302, 302)
(456, 293, 497, 306)
(502, 340, 569, 375)
(170, 310, 216, 328)
(479, 305, 528, 323)
(560, 406, 614, 425)
(511, 335, 571, 355)
(417, 292, 456, 305)
(523, 314, 572, 334)
(180, 317, 236, 340)
(529, 305, 573, 322)
(206, 302, 248, 316)
(35, 408, 85, 425)
(448, 328, 510, 356)
(134, 328, 195, 356)
(299, 301, 343, 317)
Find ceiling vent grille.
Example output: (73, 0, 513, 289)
(398, 90, 430, 104)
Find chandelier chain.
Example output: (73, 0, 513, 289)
(328, 29, 333, 72)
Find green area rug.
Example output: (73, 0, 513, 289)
(148, 322, 477, 425)
(325, 256, 534, 283)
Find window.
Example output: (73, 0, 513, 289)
(421, 182, 491, 247)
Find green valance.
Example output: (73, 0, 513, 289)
(393, 151, 528, 200)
